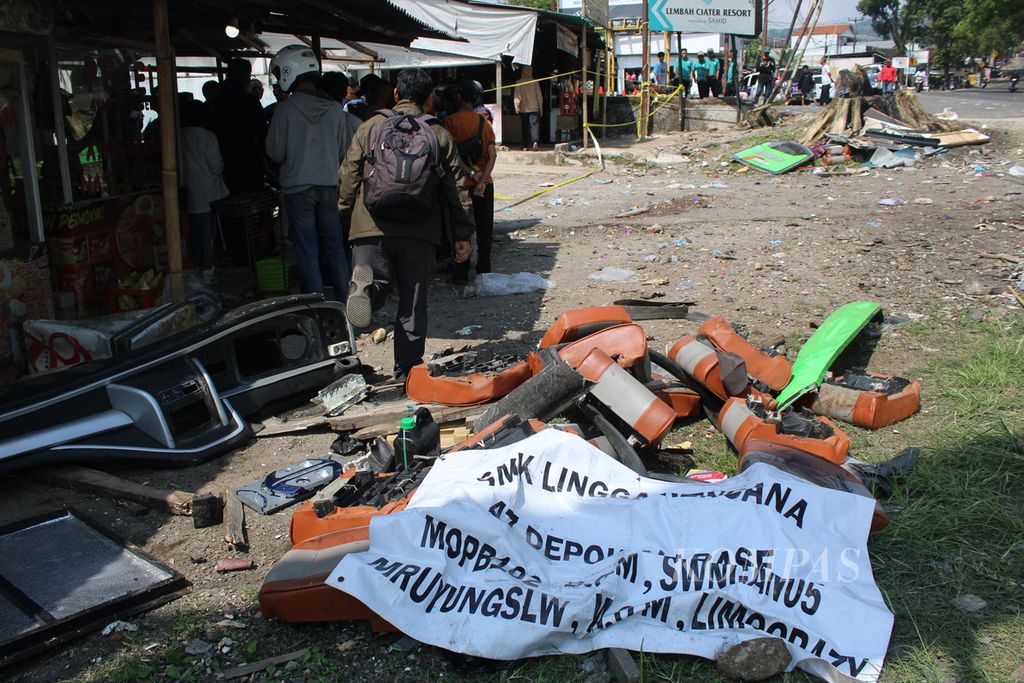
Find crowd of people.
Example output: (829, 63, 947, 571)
(179, 47, 497, 382)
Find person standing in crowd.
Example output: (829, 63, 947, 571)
(706, 49, 722, 96)
(247, 78, 264, 103)
(880, 59, 898, 93)
(201, 80, 220, 103)
(694, 53, 711, 98)
(754, 49, 776, 105)
(344, 75, 360, 106)
(265, 45, 360, 300)
(181, 100, 229, 285)
(652, 51, 668, 86)
(340, 68, 475, 382)
(513, 66, 542, 151)
(264, 82, 288, 126)
(443, 80, 497, 284)
(725, 48, 739, 96)
(676, 48, 694, 97)
(210, 58, 266, 193)
(818, 56, 833, 104)
(797, 64, 814, 104)
(345, 74, 394, 121)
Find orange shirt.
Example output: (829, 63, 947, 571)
(443, 110, 495, 187)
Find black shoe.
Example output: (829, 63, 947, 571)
(347, 264, 373, 328)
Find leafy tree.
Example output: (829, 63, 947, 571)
(921, 0, 974, 72)
(953, 0, 1024, 55)
(505, 0, 556, 9)
(856, 0, 926, 55)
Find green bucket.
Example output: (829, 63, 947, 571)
(255, 258, 290, 292)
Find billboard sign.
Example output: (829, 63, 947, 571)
(649, 0, 760, 36)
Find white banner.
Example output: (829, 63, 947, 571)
(328, 430, 892, 682)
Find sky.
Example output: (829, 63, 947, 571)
(768, 0, 866, 29)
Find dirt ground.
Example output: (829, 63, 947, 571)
(4, 110, 1023, 682)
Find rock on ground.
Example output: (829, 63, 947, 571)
(715, 637, 791, 681)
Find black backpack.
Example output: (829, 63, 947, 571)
(455, 115, 486, 167)
(361, 109, 443, 221)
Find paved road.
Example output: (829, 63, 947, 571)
(917, 87, 1023, 119)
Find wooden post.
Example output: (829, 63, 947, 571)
(153, 0, 184, 303)
(581, 26, 588, 149)
(494, 60, 503, 146)
(48, 31, 72, 204)
(602, 32, 610, 141)
(639, 0, 651, 140)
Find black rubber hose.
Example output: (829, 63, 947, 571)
(473, 359, 587, 432)
(648, 348, 725, 419)
(580, 404, 648, 476)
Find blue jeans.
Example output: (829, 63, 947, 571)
(883, 81, 896, 93)
(283, 186, 350, 300)
(189, 211, 215, 269)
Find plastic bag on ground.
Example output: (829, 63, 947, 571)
(473, 272, 554, 297)
(587, 267, 638, 283)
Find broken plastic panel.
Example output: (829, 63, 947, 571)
(236, 459, 345, 514)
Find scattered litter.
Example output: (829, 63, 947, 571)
(101, 621, 138, 636)
(588, 267, 638, 283)
(912, 198, 934, 205)
(953, 594, 987, 613)
(455, 325, 482, 336)
(548, 198, 563, 206)
(878, 198, 907, 206)
(474, 272, 555, 296)
(318, 374, 369, 416)
(866, 220, 882, 228)
(1009, 166, 1024, 177)
(642, 254, 658, 263)
(934, 108, 958, 121)
(712, 249, 737, 260)
(685, 470, 728, 483)
(185, 639, 213, 656)
(216, 558, 255, 573)
(592, 178, 613, 184)
(865, 147, 919, 169)
(642, 277, 669, 286)
(615, 206, 650, 218)
(370, 328, 388, 344)
(672, 238, 691, 246)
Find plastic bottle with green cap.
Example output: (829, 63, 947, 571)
(393, 409, 440, 471)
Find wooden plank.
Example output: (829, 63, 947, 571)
(223, 490, 247, 549)
(222, 648, 309, 679)
(33, 466, 194, 515)
(829, 99, 851, 135)
(255, 414, 328, 437)
(328, 403, 482, 433)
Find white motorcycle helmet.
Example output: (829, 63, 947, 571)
(270, 45, 319, 93)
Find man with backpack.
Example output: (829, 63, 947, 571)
(443, 80, 497, 284)
(265, 45, 360, 299)
(339, 68, 475, 382)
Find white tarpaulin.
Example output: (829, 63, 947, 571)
(386, 0, 538, 65)
(328, 430, 894, 682)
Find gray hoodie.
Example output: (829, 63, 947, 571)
(265, 90, 361, 193)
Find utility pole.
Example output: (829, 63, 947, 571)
(640, 0, 651, 139)
(762, 0, 769, 46)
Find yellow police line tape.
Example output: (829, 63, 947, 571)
(493, 125, 605, 206)
(491, 82, 682, 203)
(482, 69, 584, 94)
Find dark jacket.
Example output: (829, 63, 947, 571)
(798, 71, 814, 94)
(339, 100, 474, 245)
(210, 80, 266, 193)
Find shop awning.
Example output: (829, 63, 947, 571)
(59, 0, 464, 54)
(385, 0, 538, 65)
(348, 42, 494, 72)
